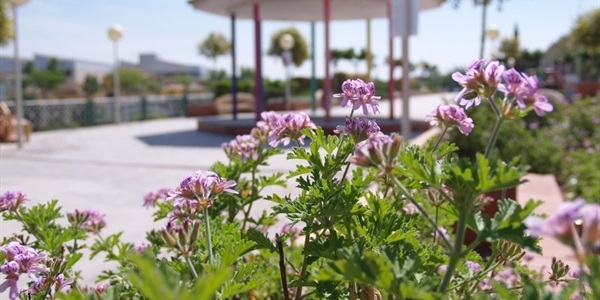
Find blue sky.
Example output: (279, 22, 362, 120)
(1, 0, 598, 80)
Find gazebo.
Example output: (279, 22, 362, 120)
(189, 0, 444, 138)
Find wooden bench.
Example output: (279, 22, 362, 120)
(0, 101, 32, 143)
(214, 92, 255, 115)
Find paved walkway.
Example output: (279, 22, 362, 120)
(0, 93, 575, 285)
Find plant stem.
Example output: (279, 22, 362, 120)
(391, 177, 452, 249)
(186, 256, 199, 279)
(277, 238, 291, 300)
(484, 117, 504, 159)
(295, 221, 313, 300)
(203, 206, 214, 265)
(432, 126, 448, 152)
(242, 165, 258, 230)
(438, 209, 468, 293)
(434, 206, 440, 241)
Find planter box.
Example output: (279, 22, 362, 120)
(460, 187, 517, 256)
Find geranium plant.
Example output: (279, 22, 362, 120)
(2, 59, 598, 300)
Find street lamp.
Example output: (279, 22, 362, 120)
(486, 25, 500, 58)
(279, 33, 294, 111)
(108, 24, 123, 123)
(8, 0, 30, 150)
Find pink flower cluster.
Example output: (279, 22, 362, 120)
(0, 242, 48, 300)
(254, 111, 316, 147)
(67, 209, 107, 234)
(334, 79, 381, 115)
(525, 199, 600, 254)
(334, 116, 382, 143)
(143, 188, 170, 208)
(222, 134, 259, 161)
(167, 171, 237, 222)
(499, 68, 553, 116)
(0, 191, 28, 213)
(425, 104, 474, 136)
(452, 59, 553, 116)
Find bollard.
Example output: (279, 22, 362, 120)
(85, 98, 96, 126)
(140, 96, 148, 121)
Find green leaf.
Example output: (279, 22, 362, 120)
(127, 254, 230, 300)
(245, 228, 276, 252)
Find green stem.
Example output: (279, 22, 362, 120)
(438, 210, 468, 293)
(186, 256, 199, 279)
(434, 206, 440, 241)
(484, 117, 504, 159)
(391, 177, 452, 249)
(294, 220, 313, 300)
(242, 165, 258, 230)
(204, 207, 214, 265)
(432, 126, 448, 152)
(484, 97, 503, 158)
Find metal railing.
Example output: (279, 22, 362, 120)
(4, 93, 212, 131)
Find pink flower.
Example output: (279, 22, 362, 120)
(333, 79, 381, 115)
(54, 273, 74, 293)
(0, 191, 28, 212)
(143, 188, 170, 208)
(483, 61, 505, 89)
(268, 112, 316, 147)
(67, 209, 107, 234)
(452, 59, 486, 108)
(0, 243, 47, 300)
(466, 261, 481, 273)
(426, 104, 474, 135)
(334, 117, 382, 143)
(168, 171, 237, 209)
(222, 134, 259, 161)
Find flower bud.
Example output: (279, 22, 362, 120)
(550, 257, 570, 281)
(189, 221, 201, 246)
(388, 133, 402, 159)
(161, 229, 178, 248)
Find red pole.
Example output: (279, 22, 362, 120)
(324, 0, 331, 123)
(387, 1, 395, 120)
(253, 4, 262, 121)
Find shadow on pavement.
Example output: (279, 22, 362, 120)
(136, 130, 234, 148)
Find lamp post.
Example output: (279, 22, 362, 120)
(279, 33, 294, 111)
(108, 24, 123, 123)
(8, 0, 30, 150)
(486, 25, 499, 58)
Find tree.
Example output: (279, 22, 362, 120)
(571, 8, 600, 51)
(498, 37, 519, 61)
(28, 58, 67, 98)
(198, 32, 230, 68)
(0, 0, 11, 46)
(267, 27, 309, 67)
(330, 48, 355, 73)
(103, 68, 152, 96)
(82, 75, 100, 98)
(449, 0, 509, 59)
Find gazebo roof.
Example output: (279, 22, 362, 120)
(189, 0, 444, 21)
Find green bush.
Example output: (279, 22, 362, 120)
(447, 102, 565, 175)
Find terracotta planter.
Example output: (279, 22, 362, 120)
(458, 187, 517, 256)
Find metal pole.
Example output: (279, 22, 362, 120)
(253, 4, 263, 120)
(387, 1, 394, 120)
(401, 0, 411, 140)
(231, 13, 238, 120)
(310, 22, 316, 114)
(13, 5, 23, 149)
(323, 0, 331, 123)
(113, 41, 120, 124)
(284, 52, 292, 111)
(366, 18, 372, 82)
